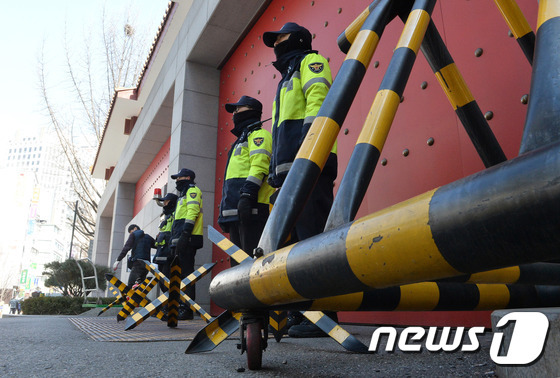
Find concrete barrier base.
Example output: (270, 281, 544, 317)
(491, 308, 560, 377)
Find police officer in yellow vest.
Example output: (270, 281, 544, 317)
(153, 192, 178, 293)
(218, 96, 274, 264)
(263, 22, 337, 242)
(170, 168, 203, 320)
(263, 22, 338, 338)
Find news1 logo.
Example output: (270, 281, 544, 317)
(368, 312, 549, 365)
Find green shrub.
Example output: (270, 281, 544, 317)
(21, 297, 118, 315)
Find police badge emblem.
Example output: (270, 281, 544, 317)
(308, 62, 324, 73)
(253, 137, 264, 147)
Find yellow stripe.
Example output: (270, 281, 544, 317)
(396, 9, 430, 53)
(346, 190, 462, 288)
(343, 6, 370, 46)
(537, 0, 560, 31)
(204, 321, 228, 345)
(249, 245, 305, 306)
(296, 116, 340, 166)
(435, 64, 474, 109)
(467, 265, 520, 284)
(328, 325, 350, 342)
(232, 249, 250, 263)
(217, 237, 235, 252)
(475, 284, 510, 310)
(357, 90, 401, 149)
(396, 282, 440, 310)
(493, 0, 533, 38)
(309, 292, 363, 311)
(344, 29, 379, 67)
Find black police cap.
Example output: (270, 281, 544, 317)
(225, 96, 263, 113)
(263, 22, 311, 48)
(171, 168, 195, 180)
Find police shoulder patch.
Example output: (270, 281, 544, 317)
(308, 62, 324, 74)
(253, 137, 264, 147)
(190, 192, 197, 199)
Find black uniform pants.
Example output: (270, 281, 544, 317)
(157, 262, 170, 293)
(228, 218, 266, 267)
(178, 245, 197, 304)
(293, 153, 337, 241)
(128, 259, 149, 287)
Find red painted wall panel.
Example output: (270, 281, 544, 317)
(212, 0, 537, 325)
(133, 138, 170, 216)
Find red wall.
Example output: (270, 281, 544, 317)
(133, 138, 170, 216)
(212, 0, 537, 325)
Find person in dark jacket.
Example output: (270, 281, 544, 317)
(112, 224, 154, 287)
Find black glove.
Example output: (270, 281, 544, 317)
(218, 221, 230, 233)
(238, 195, 254, 224)
(176, 231, 191, 252)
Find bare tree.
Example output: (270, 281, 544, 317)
(38, 5, 159, 249)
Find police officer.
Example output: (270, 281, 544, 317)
(218, 96, 274, 264)
(263, 22, 338, 337)
(170, 168, 203, 320)
(263, 22, 337, 241)
(153, 193, 178, 293)
(112, 224, 155, 287)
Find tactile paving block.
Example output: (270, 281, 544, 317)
(69, 317, 216, 342)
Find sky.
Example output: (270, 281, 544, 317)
(0, 0, 170, 151)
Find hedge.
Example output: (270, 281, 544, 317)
(21, 297, 118, 315)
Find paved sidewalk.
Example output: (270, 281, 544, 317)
(0, 314, 496, 377)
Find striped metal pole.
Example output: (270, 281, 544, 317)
(337, 1, 382, 53)
(493, 0, 535, 64)
(440, 263, 560, 285)
(258, 0, 397, 253)
(167, 258, 181, 328)
(418, 20, 507, 167)
(210, 140, 560, 310)
(326, 0, 436, 230)
(117, 278, 158, 321)
(267, 283, 560, 312)
(519, 0, 560, 154)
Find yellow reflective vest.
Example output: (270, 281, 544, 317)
(172, 184, 203, 247)
(218, 126, 274, 224)
(269, 52, 336, 187)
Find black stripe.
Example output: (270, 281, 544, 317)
(287, 225, 370, 299)
(359, 287, 401, 311)
(327, 143, 381, 228)
(519, 18, 560, 154)
(506, 284, 539, 308)
(410, 0, 436, 13)
(455, 102, 507, 167)
(535, 285, 560, 307)
(429, 142, 560, 274)
(317, 60, 366, 126)
(209, 264, 265, 311)
(337, 34, 352, 54)
(379, 47, 417, 96)
(419, 21, 454, 74)
(435, 283, 479, 310)
(260, 159, 322, 251)
(516, 32, 535, 65)
(518, 263, 560, 285)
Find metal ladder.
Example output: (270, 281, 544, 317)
(75, 258, 101, 305)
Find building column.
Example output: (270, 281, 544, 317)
(91, 216, 112, 267)
(108, 182, 135, 281)
(169, 61, 219, 308)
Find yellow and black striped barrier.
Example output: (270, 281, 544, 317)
(185, 311, 243, 354)
(440, 262, 560, 285)
(97, 282, 125, 316)
(116, 278, 158, 321)
(417, 20, 507, 167)
(270, 283, 560, 312)
(326, 0, 436, 230)
(259, 0, 396, 254)
(519, 0, 560, 154)
(168, 256, 181, 328)
(268, 311, 287, 342)
(493, 0, 535, 64)
(210, 140, 560, 309)
(144, 260, 214, 323)
(124, 264, 215, 330)
(208, 226, 369, 353)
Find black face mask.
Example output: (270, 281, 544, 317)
(163, 202, 176, 215)
(273, 32, 310, 60)
(175, 180, 190, 193)
(232, 109, 262, 137)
